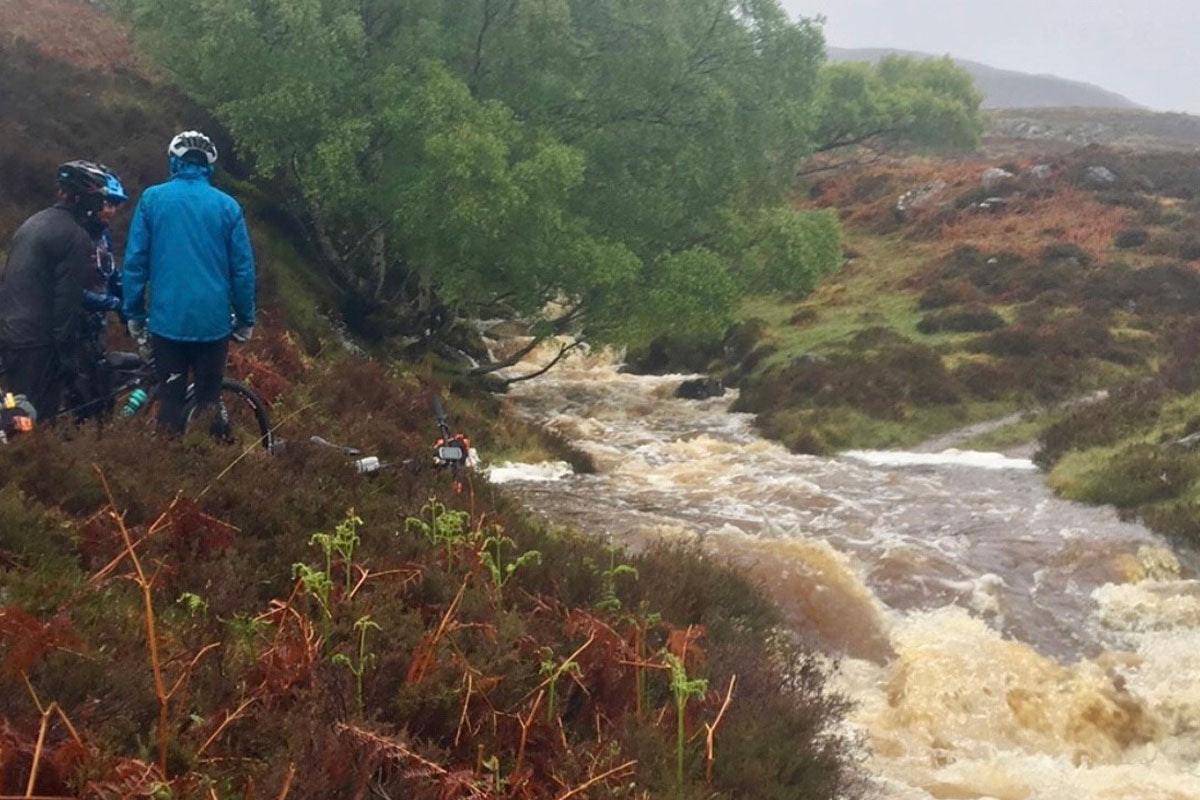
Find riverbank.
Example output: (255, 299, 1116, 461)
(0, 350, 865, 799)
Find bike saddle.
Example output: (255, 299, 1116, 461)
(105, 351, 143, 370)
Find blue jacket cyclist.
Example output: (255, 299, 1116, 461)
(122, 130, 256, 437)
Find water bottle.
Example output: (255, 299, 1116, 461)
(121, 388, 148, 417)
(354, 456, 381, 474)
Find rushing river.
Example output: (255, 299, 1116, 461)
(487, 342, 1200, 800)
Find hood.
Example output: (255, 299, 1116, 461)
(168, 155, 215, 180)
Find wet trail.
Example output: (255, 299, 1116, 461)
(488, 344, 1200, 799)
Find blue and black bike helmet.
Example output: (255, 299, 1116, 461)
(103, 169, 129, 204)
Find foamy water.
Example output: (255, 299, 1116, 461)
(485, 339, 1200, 800)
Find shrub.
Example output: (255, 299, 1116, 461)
(1161, 318, 1200, 392)
(916, 304, 1006, 334)
(787, 428, 829, 455)
(952, 360, 1019, 400)
(790, 307, 820, 326)
(1040, 242, 1093, 265)
(1139, 501, 1200, 546)
(1071, 444, 1200, 508)
(1035, 381, 1167, 467)
(624, 333, 723, 374)
(917, 279, 985, 310)
(735, 331, 961, 419)
(849, 173, 893, 203)
(1143, 231, 1200, 260)
(968, 327, 1039, 357)
(723, 318, 769, 361)
(1097, 190, 1152, 209)
(1114, 228, 1150, 249)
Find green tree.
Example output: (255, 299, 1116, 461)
(806, 54, 983, 173)
(121, 2, 964, 368)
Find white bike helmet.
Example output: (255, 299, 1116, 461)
(168, 130, 218, 165)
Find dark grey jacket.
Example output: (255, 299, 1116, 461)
(0, 203, 92, 350)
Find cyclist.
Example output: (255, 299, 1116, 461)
(0, 161, 109, 422)
(74, 168, 130, 419)
(122, 130, 256, 437)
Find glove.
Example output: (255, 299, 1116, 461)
(231, 325, 253, 343)
(127, 318, 148, 345)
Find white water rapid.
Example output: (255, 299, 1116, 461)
(486, 342, 1200, 800)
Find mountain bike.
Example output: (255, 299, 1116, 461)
(83, 345, 273, 450)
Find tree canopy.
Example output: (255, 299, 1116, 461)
(808, 55, 984, 172)
(121, 0, 980, 362)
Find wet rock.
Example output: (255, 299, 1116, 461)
(981, 167, 1015, 190)
(895, 180, 947, 221)
(675, 377, 725, 400)
(789, 352, 828, 367)
(1031, 164, 1053, 179)
(481, 319, 530, 339)
(1169, 431, 1200, 450)
(1085, 165, 1118, 187)
(976, 197, 1009, 213)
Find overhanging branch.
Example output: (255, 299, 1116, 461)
(500, 341, 585, 386)
(465, 303, 585, 376)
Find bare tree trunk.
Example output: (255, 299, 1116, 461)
(371, 229, 387, 300)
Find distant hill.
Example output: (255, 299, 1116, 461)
(827, 47, 1142, 111)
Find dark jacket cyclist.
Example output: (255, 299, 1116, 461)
(122, 130, 256, 436)
(0, 160, 109, 421)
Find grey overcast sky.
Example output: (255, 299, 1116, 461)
(783, 0, 1200, 113)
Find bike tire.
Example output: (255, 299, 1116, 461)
(183, 379, 273, 451)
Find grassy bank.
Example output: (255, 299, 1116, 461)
(652, 149, 1200, 454)
(1037, 382, 1200, 547)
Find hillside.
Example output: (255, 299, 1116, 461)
(827, 46, 1142, 110)
(648, 145, 1200, 460)
(0, 3, 862, 799)
(988, 107, 1200, 152)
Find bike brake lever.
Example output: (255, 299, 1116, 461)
(309, 435, 362, 457)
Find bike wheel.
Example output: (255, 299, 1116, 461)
(183, 379, 273, 451)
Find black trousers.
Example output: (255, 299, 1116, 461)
(70, 338, 114, 421)
(151, 335, 228, 436)
(1, 345, 67, 423)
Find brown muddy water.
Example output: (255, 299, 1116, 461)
(486, 343, 1200, 800)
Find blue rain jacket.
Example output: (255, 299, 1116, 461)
(122, 162, 255, 342)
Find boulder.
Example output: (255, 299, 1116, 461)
(675, 377, 725, 400)
(981, 167, 1014, 190)
(789, 352, 828, 367)
(1030, 164, 1053, 179)
(977, 197, 1009, 213)
(1084, 165, 1118, 187)
(1169, 431, 1200, 450)
(895, 180, 946, 221)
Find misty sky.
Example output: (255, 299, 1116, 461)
(785, 0, 1200, 113)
